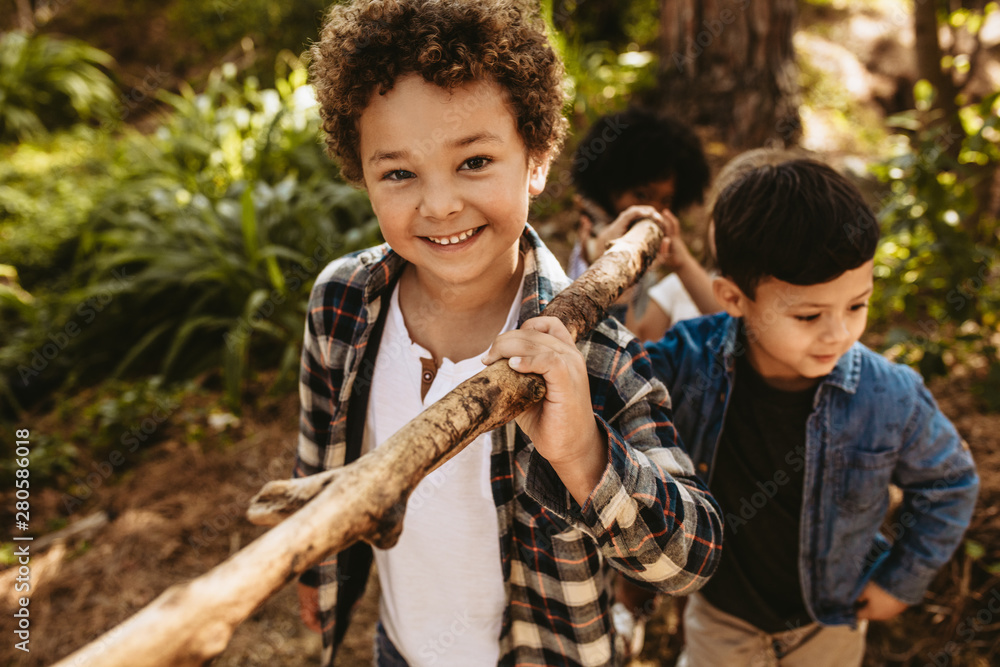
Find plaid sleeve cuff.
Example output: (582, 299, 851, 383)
(525, 415, 722, 591)
(522, 416, 652, 535)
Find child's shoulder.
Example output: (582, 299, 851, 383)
(585, 315, 644, 357)
(579, 315, 670, 403)
(314, 243, 391, 287)
(670, 310, 732, 340)
(310, 243, 395, 304)
(852, 342, 929, 402)
(649, 311, 733, 360)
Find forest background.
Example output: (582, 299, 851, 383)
(0, 0, 999, 664)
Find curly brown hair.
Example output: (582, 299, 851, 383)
(310, 0, 568, 185)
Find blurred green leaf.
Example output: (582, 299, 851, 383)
(0, 32, 119, 142)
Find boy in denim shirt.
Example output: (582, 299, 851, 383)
(644, 158, 979, 666)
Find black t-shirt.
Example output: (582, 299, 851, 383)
(699, 349, 817, 633)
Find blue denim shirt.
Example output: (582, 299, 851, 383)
(646, 312, 979, 626)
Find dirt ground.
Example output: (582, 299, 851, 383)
(2, 364, 999, 667)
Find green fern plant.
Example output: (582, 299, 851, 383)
(71, 57, 380, 409)
(0, 31, 120, 142)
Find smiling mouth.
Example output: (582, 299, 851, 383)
(425, 226, 482, 245)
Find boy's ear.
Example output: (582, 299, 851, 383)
(712, 276, 748, 318)
(528, 154, 552, 195)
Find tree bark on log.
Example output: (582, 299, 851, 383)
(50, 219, 663, 667)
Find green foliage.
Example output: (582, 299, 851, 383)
(160, 0, 329, 76)
(70, 57, 381, 408)
(6, 432, 79, 484)
(0, 274, 44, 414)
(563, 45, 658, 123)
(939, 2, 999, 86)
(0, 128, 119, 289)
(797, 49, 889, 155)
(1, 56, 380, 414)
(76, 377, 176, 453)
(869, 91, 1000, 394)
(0, 31, 119, 142)
(541, 0, 658, 124)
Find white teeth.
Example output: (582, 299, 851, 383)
(428, 227, 477, 245)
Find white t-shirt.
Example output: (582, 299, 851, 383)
(365, 280, 523, 667)
(647, 273, 701, 325)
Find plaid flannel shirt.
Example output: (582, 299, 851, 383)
(296, 226, 722, 667)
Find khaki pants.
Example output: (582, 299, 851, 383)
(677, 594, 867, 667)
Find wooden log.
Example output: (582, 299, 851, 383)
(248, 218, 663, 526)
(50, 219, 663, 667)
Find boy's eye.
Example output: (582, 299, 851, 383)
(794, 314, 820, 322)
(850, 303, 869, 312)
(460, 156, 492, 171)
(383, 169, 415, 181)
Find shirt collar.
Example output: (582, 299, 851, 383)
(357, 243, 406, 305)
(517, 224, 570, 324)
(821, 343, 862, 394)
(712, 313, 740, 373)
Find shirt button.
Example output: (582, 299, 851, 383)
(697, 462, 709, 474)
(719, 392, 725, 402)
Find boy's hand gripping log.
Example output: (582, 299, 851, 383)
(246, 217, 663, 532)
(50, 219, 662, 667)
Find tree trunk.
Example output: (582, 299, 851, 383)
(15, 0, 35, 32)
(656, 0, 800, 148)
(914, 0, 982, 237)
(913, 0, 959, 122)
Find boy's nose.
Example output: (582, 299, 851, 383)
(820, 316, 851, 344)
(418, 182, 463, 220)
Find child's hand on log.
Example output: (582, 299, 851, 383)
(590, 205, 667, 307)
(653, 208, 694, 272)
(483, 316, 607, 505)
(591, 205, 667, 261)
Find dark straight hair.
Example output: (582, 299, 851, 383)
(712, 159, 880, 298)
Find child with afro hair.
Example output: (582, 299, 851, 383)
(296, 1, 724, 665)
(567, 108, 720, 341)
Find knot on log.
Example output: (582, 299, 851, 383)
(246, 468, 342, 526)
(363, 500, 407, 549)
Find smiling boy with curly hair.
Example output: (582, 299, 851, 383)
(294, 1, 723, 666)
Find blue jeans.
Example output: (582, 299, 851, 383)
(374, 622, 410, 667)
